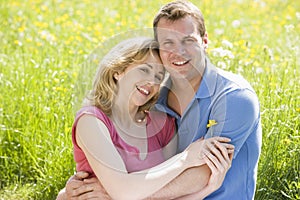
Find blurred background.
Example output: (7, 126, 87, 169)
(0, 0, 299, 199)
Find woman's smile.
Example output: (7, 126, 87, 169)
(136, 85, 151, 96)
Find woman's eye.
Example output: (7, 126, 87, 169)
(140, 68, 149, 73)
(155, 75, 162, 82)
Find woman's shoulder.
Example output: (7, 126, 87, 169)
(76, 106, 104, 117)
(75, 106, 112, 125)
(147, 110, 174, 123)
(146, 110, 176, 145)
(146, 110, 175, 133)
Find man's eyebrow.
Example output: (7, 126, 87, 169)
(183, 35, 196, 39)
(159, 37, 172, 42)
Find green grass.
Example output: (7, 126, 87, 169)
(0, 0, 299, 199)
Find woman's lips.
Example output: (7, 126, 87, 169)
(136, 85, 150, 95)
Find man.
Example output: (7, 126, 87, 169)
(58, 1, 262, 199)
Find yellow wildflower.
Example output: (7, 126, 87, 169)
(14, 40, 22, 46)
(207, 120, 218, 128)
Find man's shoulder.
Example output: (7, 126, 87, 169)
(201, 59, 256, 98)
(205, 67, 255, 95)
(215, 67, 253, 91)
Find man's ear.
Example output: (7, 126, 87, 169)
(202, 32, 208, 49)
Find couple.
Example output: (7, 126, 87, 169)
(58, 1, 262, 199)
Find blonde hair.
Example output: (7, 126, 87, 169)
(87, 37, 161, 116)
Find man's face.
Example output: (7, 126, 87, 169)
(156, 16, 207, 82)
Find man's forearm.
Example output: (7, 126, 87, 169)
(146, 165, 211, 199)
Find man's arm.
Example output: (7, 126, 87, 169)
(209, 88, 261, 158)
(148, 132, 234, 200)
(56, 172, 111, 200)
(146, 165, 211, 199)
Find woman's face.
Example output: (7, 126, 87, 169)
(115, 52, 165, 107)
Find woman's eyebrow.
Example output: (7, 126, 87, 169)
(145, 63, 164, 75)
(145, 63, 153, 69)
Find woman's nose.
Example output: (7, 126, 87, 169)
(147, 75, 160, 85)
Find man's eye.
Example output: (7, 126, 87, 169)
(163, 41, 173, 46)
(184, 38, 195, 43)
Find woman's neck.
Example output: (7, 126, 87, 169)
(111, 99, 146, 135)
(111, 101, 148, 154)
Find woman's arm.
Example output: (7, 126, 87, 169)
(146, 140, 234, 200)
(76, 114, 208, 200)
(177, 142, 234, 200)
(162, 133, 178, 160)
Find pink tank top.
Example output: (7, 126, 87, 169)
(72, 106, 176, 176)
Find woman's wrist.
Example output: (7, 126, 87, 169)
(56, 188, 67, 200)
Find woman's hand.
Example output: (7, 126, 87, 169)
(184, 137, 234, 168)
(177, 138, 234, 200)
(203, 139, 234, 193)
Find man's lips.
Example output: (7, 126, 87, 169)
(172, 60, 189, 66)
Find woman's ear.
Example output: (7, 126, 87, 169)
(113, 73, 119, 81)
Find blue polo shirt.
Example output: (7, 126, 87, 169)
(155, 58, 262, 200)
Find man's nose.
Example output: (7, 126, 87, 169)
(172, 44, 186, 55)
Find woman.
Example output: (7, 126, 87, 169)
(58, 37, 234, 200)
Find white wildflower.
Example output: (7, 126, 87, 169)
(211, 47, 235, 59)
(214, 28, 224, 35)
(256, 67, 264, 74)
(284, 24, 294, 32)
(232, 20, 241, 28)
(296, 12, 300, 20)
(222, 40, 233, 49)
(217, 61, 227, 69)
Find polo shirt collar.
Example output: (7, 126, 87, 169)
(157, 57, 218, 107)
(195, 57, 217, 98)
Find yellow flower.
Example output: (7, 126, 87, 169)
(14, 40, 22, 46)
(207, 120, 218, 128)
(282, 138, 291, 145)
(54, 78, 60, 83)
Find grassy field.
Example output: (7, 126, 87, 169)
(0, 0, 299, 199)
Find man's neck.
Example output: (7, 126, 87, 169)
(167, 75, 202, 116)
